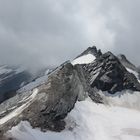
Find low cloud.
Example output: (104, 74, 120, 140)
(0, 0, 139, 70)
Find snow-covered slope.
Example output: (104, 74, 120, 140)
(7, 98, 140, 140)
(99, 90, 140, 110)
(71, 54, 96, 65)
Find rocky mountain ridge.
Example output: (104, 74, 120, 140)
(82, 51, 140, 94)
(1, 46, 140, 139)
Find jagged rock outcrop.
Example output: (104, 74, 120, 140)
(82, 52, 140, 94)
(76, 46, 102, 58)
(118, 54, 140, 79)
(0, 63, 88, 136)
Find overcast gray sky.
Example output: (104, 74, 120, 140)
(0, 0, 140, 70)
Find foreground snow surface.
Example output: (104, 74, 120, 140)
(0, 88, 38, 125)
(71, 54, 95, 65)
(8, 98, 140, 140)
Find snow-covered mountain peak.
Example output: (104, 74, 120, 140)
(1, 46, 140, 140)
(71, 46, 102, 65)
(78, 46, 102, 57)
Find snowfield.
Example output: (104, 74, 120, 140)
(71, 54, 96, 65)
(7, 97, 140, 140)
(99, 90, 140, 110)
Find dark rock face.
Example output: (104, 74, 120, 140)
(117, 54, 137, 71)
(76, 46, 102, 58)
(137, 66, 140, 77)
(74, 65, 89, 101)
(82, 52, 140, 94)
(118, 54, 140, 80)
(0, 63, 88, 135)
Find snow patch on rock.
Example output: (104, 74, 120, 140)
(71, 54, 95, 65)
